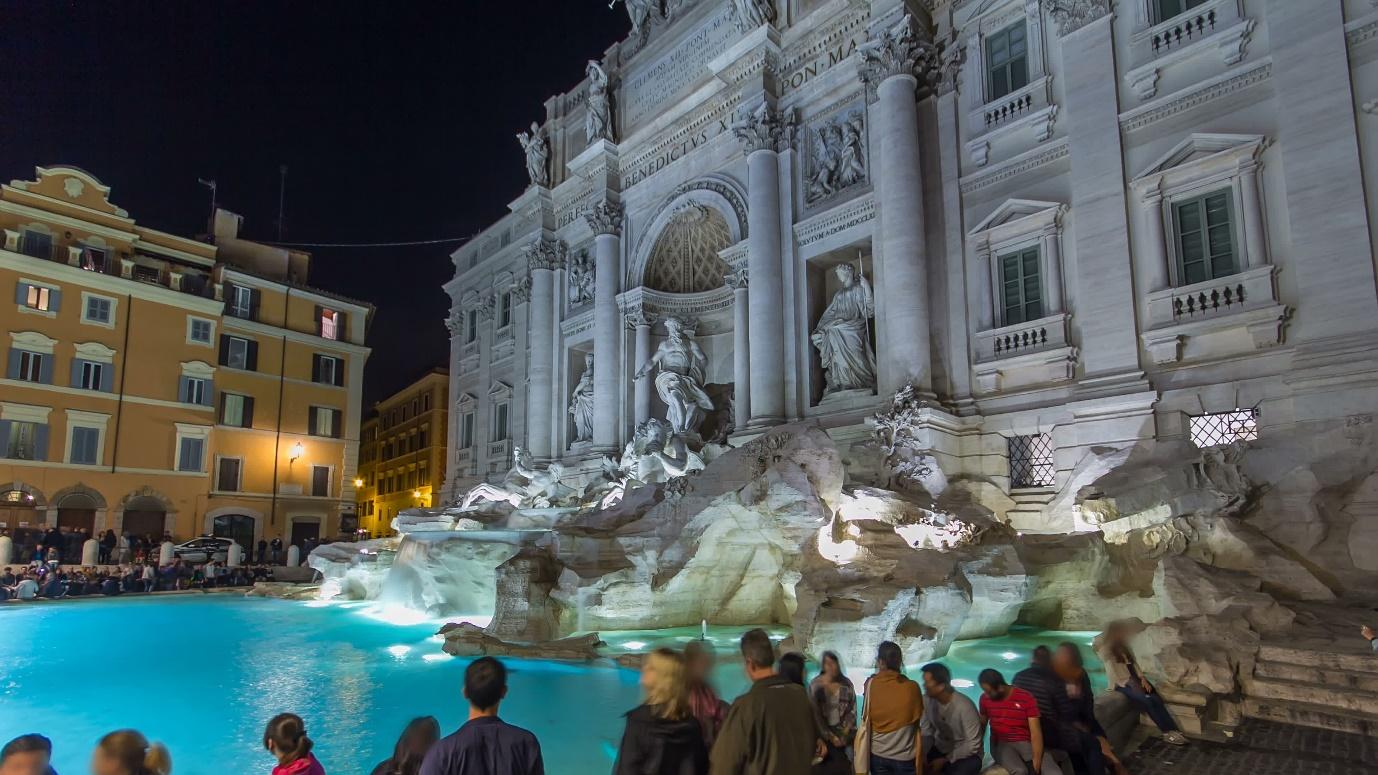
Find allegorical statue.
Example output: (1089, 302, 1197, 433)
(516, 122, 549, 188)
(567, 249, 595, 306)
(811, 263, 877, 396)
(459, 446, 572, 511)
(585, 60, 614, 145)
(569, 352, 595, 443)
(730, 0, 776, 32)
(634, 317, 714, 435)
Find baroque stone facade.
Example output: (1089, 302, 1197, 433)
(442, 0, 1378, 544)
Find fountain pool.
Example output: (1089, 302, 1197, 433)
(0, 596, 1102, 775)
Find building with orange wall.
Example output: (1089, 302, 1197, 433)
(0, 166, 372, 557)
(356, 367, 448, 536)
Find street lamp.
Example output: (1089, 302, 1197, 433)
(354, 477, 364, 488)
(289, 442, 304, 464)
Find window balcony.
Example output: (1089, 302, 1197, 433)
(1140, 264, 1289, 364)
(965, 76, 1057, 167)
(486, 439, 512, 475)
(1125, 0, 1254, 100)
(972, 312, 1078, 393)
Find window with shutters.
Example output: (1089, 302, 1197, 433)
(1173, 190, 1237, 285)
(498, 292, 513, 329)
(16, 351, 44, 383)
(461, 412, 475, 449)
(81, 246, 108, 273)
(83, 295, 113, 326)
(999, 246, 1043, 326)
(311, 406, 340, 438)
(224, 336, 251, 370)
(492, 402, 510, 442)
(311, 465, 331, 497)
(181, 377, 208, 405)
(24, 284, 52, 312)
(320, 308, 340, 340)
(465, 309, 478, 344)
(313, 354, 343, 386)
(228, 285, 254, 319)
(187, 317, 214, 345)
(221, 393, 252, 428)
(20, 230, 52, 260)
(985, 22, 1029, 101)
(69, 426, 101, 465)
(216, 457, 243, 492)
(78, 362, 104, 391)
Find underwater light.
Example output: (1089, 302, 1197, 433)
(951, 678, 975, 689)
(622, 640, 648, 651)
(387, 645, 412, 658)
(1001, 651, 1019, 661)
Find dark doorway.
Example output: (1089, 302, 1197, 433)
(56, 492, 98, 534)
(289, 520, 320, 550)
(123, 510, 165, 541)
(211, 514, 256, 555)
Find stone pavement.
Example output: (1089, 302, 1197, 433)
(1121, 719, 1377, 775)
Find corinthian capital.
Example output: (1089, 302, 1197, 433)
(623, 306, 657, 330)
(723, 267, 749, 290)
(733, 102, 794, 155)
(525, 237, 566, 272)
(859, 14, 938, 93)
(1041, 0, 1113, 37)
(585, 199, 625, 236)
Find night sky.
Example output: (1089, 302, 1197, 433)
(0, 1, 627, 403)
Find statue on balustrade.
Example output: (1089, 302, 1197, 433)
(458, 446, 573, 511)
(585, 60, 614, 145)
(730, 0, 776, 32)
(634, 317, 714, 435)
(811, 263, 877, 396)
(516, 122, 549, 188)
(569, 352, 595, 443)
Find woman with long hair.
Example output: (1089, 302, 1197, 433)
(369, 717, 439, 775)
(809, 651, 857, 775)
(263, 713, 325, 775)
(1098, 624, 1188, 746)
(90, 730, 172, 775)
(613, 647, 709, 775)
(683, 640, 727, 750)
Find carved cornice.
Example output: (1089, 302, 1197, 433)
(584, 199, 625, 236)
(524, 237, 567, 272)
(858, 14, 939, 95)
(1041, 0, 1113, 37)
(723, 267, 749, 290)
(733, 102, 795, 154)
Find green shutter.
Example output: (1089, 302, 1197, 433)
(985, 23, 1029, 100)
(1175, 190, 1237, 285)
(999, 247, 1043, 325)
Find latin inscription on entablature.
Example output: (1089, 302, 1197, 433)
(621, 5, 737, 129)
(780, 28, 866, 95)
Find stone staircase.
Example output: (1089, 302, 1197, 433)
(1241, 642, 1378, 736)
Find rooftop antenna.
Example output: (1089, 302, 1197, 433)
(277, 164, 288, 242)
(197, 178, 217, 233)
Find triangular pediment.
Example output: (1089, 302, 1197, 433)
(1135, 134, 1265, 181)
(488, 381, 513, 400)
(969, 199, 1064, 237)
(455, 392, 478, 410)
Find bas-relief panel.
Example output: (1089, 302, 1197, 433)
(802, 100, 870, 212)
(619, 3, 738, 130)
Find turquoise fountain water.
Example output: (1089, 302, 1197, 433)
(0, 596, 1101, 775)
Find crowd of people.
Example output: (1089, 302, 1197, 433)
(0, 527, 177, 568)
(0, 560, 275, 602)
(0, 625, 1187, 775)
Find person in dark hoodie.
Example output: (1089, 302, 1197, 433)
(614, 648, 709, 775)
(709, 629, 821, 775)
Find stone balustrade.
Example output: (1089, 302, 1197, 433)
(975, 312, 1071, 363)
(1145, 265, 1277, 330)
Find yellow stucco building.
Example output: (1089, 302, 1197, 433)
(356, 367, 448, 536)
(0, 166, 372, 557)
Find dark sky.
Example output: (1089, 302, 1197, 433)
(0, 1, 627, 404)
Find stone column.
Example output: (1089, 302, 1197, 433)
(1041, 224, 1064, 315)
(725, 268, 751, 432)
(734, 104, 789, 427)
(1139, 184, 1170, 293)
(973, 240, 995, 332)
(586, 200, 624, 451)
(1237, 156, 1267, 270)
(860, 14, 936, 396)
(627, 309, 655, 426)
(525, 241, 561, 460)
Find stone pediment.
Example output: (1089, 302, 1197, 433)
(9, 166, 130, 218)
(1133, 133, 1265, 181)
(968, 199, 1065, 236)
(488, 381, 513, 401)
(455, 392, 478, 411)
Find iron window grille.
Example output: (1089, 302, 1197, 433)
(1189, 408, 1259, 449)
(1009, 433, 1056, 488)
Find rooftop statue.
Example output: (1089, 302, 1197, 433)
(516, 122, 549, 188)
(585, 60, 614, 145)
(811, 263, 877, 396)
(458, 445, 573, 511)
(730, 0, 775, 33)
(634, 317, 714, 435)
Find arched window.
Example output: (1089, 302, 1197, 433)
(644, 204, 732, 294)
(212, 514, 256, 550)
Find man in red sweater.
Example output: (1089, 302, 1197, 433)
(978, 669, 1062, 775)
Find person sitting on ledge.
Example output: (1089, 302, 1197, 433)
(1, 732, 54, 775)
(978, 668, 1061, 775)
(264, 713, 325, 775)
(419, 656, 544, 775)
(1097, 626, 1187, 746)
(1, 567, 15, 587)
(918, 662, 981, 775)
(91, 729, 171, 775)
(13, 572, 37, 601)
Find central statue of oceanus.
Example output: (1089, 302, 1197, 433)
(634, 317, 714, 435)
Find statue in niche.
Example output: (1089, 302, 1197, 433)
(730, 0, 776, 32)
(569, 352, 595, 443)
(567, 249, 595, 306)
(806, 112, 867, 206)
(458, 446, 574, 511)
(585, 60, 614, 145)
(516, 122, 549, 188)
(634, 317, 714, 435)
(811, 263, 877, 396)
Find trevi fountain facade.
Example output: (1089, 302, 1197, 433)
(310, 0, 1378, 741)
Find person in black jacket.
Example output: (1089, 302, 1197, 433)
(371, 716, 440, 775)
(1052, 643, 1133, 775)
(614, 647, 709, 775)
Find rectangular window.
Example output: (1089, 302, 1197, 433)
(70, 426, 100, 465)
(1174, 191, 1237, 286)
(84, 296, 112, 325)
(229, 286, 254, 319)
(1008, 433, 1055, 488)
(313, 354, 344, 386)
(17, 351, 44, 383)
(178, 436, 205, 472)
(499, 292, 512, 328)
(1000, 246, 1043, 325)
(418, 461, 428, 486)
(79, 361, 104, 391)
(422, 393, 430, 411)
(20, 230, 52, 260)
(188, 318, 213, 344)
(81, 246, 107, 273)
(493, 403, 510, 442)
(5, 421, 41, 460)
(181, 377, 208, 405)
(311, 406, 341, 438)
(311, 465, 331, 497)
(985, 22, 1029, 101)
(217, 457, 242, 492)
(419, 428, 429, 448)
(465, 309, 478, 344)
(1189, 409, 1259, 449)
(24, 285, 52, 312)
(320, 309, 339, 340)
(461, 412, 475, 449)
(220, 393, 253, 428)
(1155, 0, 1208, 23)
(224, 336, 251, 370)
